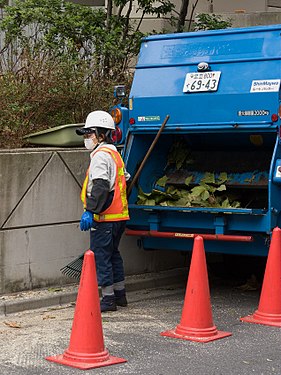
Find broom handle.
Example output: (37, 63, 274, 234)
(127, 114, 170, 197)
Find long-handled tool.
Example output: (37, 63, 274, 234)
(60, 114, 170, 279)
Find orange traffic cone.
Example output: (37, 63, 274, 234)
(241, 227, 281, 327)
(46, 250, 127, 369)
(161, 236, 232, 342)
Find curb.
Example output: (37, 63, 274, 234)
(0, 291, 77, 316)
(0, 268, 187, 316)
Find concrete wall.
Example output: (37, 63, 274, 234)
(131, 12, 281, 37)
(128, 0, 281, 34)
(120, 0, 281, 19)
(190, 0, 273, 13)
(0, 149, 186, 294)
(222, 12, 281, 28)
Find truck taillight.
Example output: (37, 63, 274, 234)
(129, 118, 135, 125)
(272, 113, 278, 122)
(111, 126, 122, 143)
(111, 108, 122, 125)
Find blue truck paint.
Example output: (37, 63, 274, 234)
(113, 24, 281, 256)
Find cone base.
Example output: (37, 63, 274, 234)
(160, 328, 232, 343)
(46, 354, 127, 370)
(240, 314, 281, 327)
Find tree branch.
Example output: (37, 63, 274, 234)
(177, 0, 189, 33)
(187, 0, 199, 31)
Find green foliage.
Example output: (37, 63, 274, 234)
(137, 0, 174, 16)
(137, 142, 240, 209)
(137, 172, 240, 209)
(0, 0, 143, 76)
(0, 51, 130, 147)
(156, 175, 168, 187)
(0, 0, 174, 75)
(193, 13, 232, 31)
(0, 0, 174, 148)
(167, 139, 193, 170)
(0, 0, 231, 148)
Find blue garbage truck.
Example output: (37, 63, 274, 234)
(111, 24, 281, 256)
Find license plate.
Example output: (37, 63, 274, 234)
(183, 71, 221, 93)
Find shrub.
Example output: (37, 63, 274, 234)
(193, 13, 232, 31)
(0, 0, 140, 148)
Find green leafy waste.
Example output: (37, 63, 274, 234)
(167, 140, 193, 170)
(137, 172, 241, 209)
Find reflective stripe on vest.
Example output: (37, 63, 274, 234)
(80, 168, 89, 209)
(80, 147, 129, 222)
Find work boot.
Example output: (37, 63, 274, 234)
(100, 295, 117, 312)
(114, 289, 128, 307)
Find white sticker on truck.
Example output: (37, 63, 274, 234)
(238, 110, 269, 116)
(276, 166, 281, 178)
(138, 116, 160, 122)
(250, 79, 280, 93)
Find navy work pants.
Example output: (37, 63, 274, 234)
(90, 220, 126, 287)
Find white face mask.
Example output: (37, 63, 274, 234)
(84, 138, 95, 150)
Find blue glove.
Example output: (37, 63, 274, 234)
(80, 211, 93, 231)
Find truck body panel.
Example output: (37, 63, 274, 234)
(118, 25, 281, 256)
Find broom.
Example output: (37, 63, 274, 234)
(60, 115, 170, 279)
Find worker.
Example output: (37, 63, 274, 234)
(76, 110, 130, 312)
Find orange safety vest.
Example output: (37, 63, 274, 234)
(80, 146, 129, 222)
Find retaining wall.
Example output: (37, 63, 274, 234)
(0, 148, 186, 294)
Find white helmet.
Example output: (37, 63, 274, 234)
(76, 110, 115, 135)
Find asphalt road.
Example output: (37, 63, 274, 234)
(0, 271, 280, 375)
